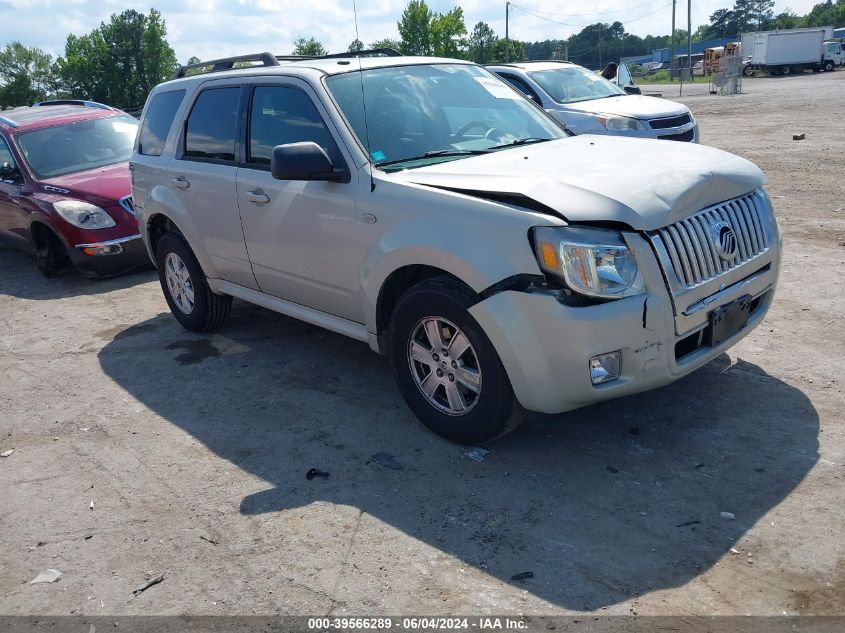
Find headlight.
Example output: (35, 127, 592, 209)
(595, 114, 646, 131)
(53, 200, 116, 229)
(533, 226, 645, 299)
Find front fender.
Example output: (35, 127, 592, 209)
(360, 184, 548, 336)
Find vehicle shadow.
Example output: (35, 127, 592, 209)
(0, 242, 155, 300)
(97, 303, 819, 610)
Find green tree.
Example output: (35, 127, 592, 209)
(806, 0, 841, 26)
(430, 7, 468, 58)
(468, 22, 498, 64)
(292, 37, 328, 56)
(492, 38, 525, 63)
(398, 0, 433, 55)
(56, 9, 176, 109)
(186, 55, 201, 64)
(370, 38, 402, 51)
(0, 42, 58, 108)
(348, 39, 364, 52)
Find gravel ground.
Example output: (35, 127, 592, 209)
(0, 71, 843, 618)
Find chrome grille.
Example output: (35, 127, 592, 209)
(651, 191, 772, 289)
(119, 194, 135, 216)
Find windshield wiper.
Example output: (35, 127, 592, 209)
(375, 149, 492, 168)
(488, 137, 552, 150)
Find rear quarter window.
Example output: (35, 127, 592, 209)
(138, 89, 185, 156)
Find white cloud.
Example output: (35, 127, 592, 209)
(0, 0, 825, 64)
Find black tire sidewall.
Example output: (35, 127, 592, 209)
(156, 233, 214, 332)
(388, 280, 514, 444)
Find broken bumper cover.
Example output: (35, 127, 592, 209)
(468, 276, 776, 415)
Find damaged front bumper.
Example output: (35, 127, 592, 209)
(468, 230, 781, 415)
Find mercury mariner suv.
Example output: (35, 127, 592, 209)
(131, 52, 781, 444)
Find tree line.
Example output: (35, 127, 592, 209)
(2, 0, 843, 110)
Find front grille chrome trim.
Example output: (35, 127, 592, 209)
(118, 194, 135, 216)
(649, 190, 772, 291)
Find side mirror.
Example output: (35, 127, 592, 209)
(0, 161, 20, 180)
(271, 142, 343, 182)
(623, 85, 642, 95)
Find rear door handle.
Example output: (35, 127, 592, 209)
(245, 190, 270, 205)
(172, 176, 190, 190)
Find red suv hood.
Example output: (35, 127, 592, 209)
(40, 162, 131, 206)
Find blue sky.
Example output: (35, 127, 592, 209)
(0, 0, 821, 63)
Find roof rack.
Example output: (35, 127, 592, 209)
(32, 99, 115, 110)
(0, 115, 19, 128)
(172, 52, 280, 79)
(172, 48, 404, 79)
(319, 48, 402, 59)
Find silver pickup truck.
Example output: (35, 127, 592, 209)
(131, 52, 781, 444)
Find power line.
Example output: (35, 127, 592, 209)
(509, 0, 667, 18)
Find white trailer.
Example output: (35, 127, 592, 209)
(742, 27, 841, 75)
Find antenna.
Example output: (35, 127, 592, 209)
(352, 0, 376, 192)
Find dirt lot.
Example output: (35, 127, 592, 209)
(1, 71, 843, 618)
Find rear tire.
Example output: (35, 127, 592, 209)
(155, 232, 231, 332)
(781, 66, 792, 75)
(388, 277, 521, 444)
(35, 229, 69, 278)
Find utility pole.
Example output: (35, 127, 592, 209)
(505, 2, 510, 63)
(670, 0, 676, 82)
(681, 0, 691, 95)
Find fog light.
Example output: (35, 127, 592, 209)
(590, 351, 621, 385)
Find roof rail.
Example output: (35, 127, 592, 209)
(276, 48, 403, 62)
(172, 52, 280, 79)
(0, 115, 19, 128)
(321, 48, 402, 59)
(33, 99, 115, 110)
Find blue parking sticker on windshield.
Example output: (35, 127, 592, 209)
(371, 150, 386, 161)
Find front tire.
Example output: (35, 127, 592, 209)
(155, 232, 231, 332)
(388, 277, 520, 444)
(823, 61, 834, 72)
(35, 229, 69, 278)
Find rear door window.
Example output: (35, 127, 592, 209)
(138, 89, 185, 156)
(184, 87, 241, 163)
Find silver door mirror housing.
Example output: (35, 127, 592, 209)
(271, 142, 342, 182)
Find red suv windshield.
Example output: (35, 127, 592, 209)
(16, 115, 138, 179)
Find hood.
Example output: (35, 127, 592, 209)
(40, 162, 131, 207)
(387, 136, 764, 231)
(564, 94, 689, 120)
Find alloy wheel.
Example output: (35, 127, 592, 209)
(408, 316, 482, 415)
(165, 252, 195, 314)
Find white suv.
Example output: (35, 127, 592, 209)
(131, 52, 781, 444)
(488, 61, 699, 142)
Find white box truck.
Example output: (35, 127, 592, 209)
(743, 27, 842, 75)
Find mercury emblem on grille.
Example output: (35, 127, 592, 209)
(711, 220, 738, 260)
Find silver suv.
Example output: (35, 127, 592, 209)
(131, 52, 781, 444)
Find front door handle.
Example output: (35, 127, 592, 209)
(172, 176, 190, 190)
(245, 190, 270, 205)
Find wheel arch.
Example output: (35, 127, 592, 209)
(373, 265, 472, 353)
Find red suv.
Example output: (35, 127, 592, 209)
(0, 103, 148, 277)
